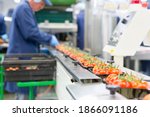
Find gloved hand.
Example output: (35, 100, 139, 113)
(50, 35, 59, 47)
(1, 34, 9, 42)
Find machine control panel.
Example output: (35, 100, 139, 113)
(103, 9, 150, 56)
(108, 12, 135, 46)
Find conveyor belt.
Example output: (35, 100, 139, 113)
(55, 51, 101, 84)
(66, 83, 127, 100)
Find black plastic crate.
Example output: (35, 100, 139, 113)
(2, 54, 56, 82)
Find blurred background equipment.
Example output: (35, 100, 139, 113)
(36, 0, 77, 45)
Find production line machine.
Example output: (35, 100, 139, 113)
(50, 3, 150, 100)
(53, 48, 127, 100)
(103, 4, 150, 67)
(49, 44, 150, 100)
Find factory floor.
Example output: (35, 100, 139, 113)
(4, 86, 58, 100)
(4, 92, 15, 100)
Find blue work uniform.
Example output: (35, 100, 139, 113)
(77, 10, 84, 50)
(0, 14, 6, 36)
(5, 0, 53, 95)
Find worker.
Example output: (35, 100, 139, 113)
(0, 14, 8, 42)
(5, 0, 59, 100)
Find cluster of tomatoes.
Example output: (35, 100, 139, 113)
(93, 64, 122, 75)
(56, 44, 84, 60)
(77, 55, 100, 68)
(56, 45, 95, 66)
(6, 66, 38, 71)
(105, 74, 150, 89)
(56, 44, 150, 89)
(6, 67, 19, 71)
(56, 44, 122, 75)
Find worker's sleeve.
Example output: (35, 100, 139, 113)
(16, 7, 52, 45)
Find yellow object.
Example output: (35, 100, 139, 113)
(110, 49, 115, 54)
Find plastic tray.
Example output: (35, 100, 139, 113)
(51, 0, 76, 6)
(2, 54, 56, 82)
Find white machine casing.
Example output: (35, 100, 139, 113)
(143, 30, 150, 46)
(103, 8, 150, 56)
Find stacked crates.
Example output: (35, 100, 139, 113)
(35, 9, 73, 23)
(51, 0, 76, 6)
(2, 54, 56, 82)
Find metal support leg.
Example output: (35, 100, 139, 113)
(134, 59, 140, 72)
(0, 74, 4, 100)
(17, 80, 56, 100)
(73, 32, 77, 47)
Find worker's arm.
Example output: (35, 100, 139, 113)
(0, 15, 8, 42)
(16, 7, 54, 46)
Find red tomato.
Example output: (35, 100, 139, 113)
(99, 69, 109, 75)
(120, 81, 126, 88)
(107, 74, 118, 79)
(126, 82, 132, 88)
(112, 79, 120, 86)
(109, 69, 122, 75)
(130, 81, 138, 88)
(137, 83, 148, 89)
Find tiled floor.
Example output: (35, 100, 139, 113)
(3, 86, 58, 100)
(4, 92, 15, 100)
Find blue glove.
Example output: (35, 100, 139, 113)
(1, 34, 9, 42)
(50, 35, 59, 47)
